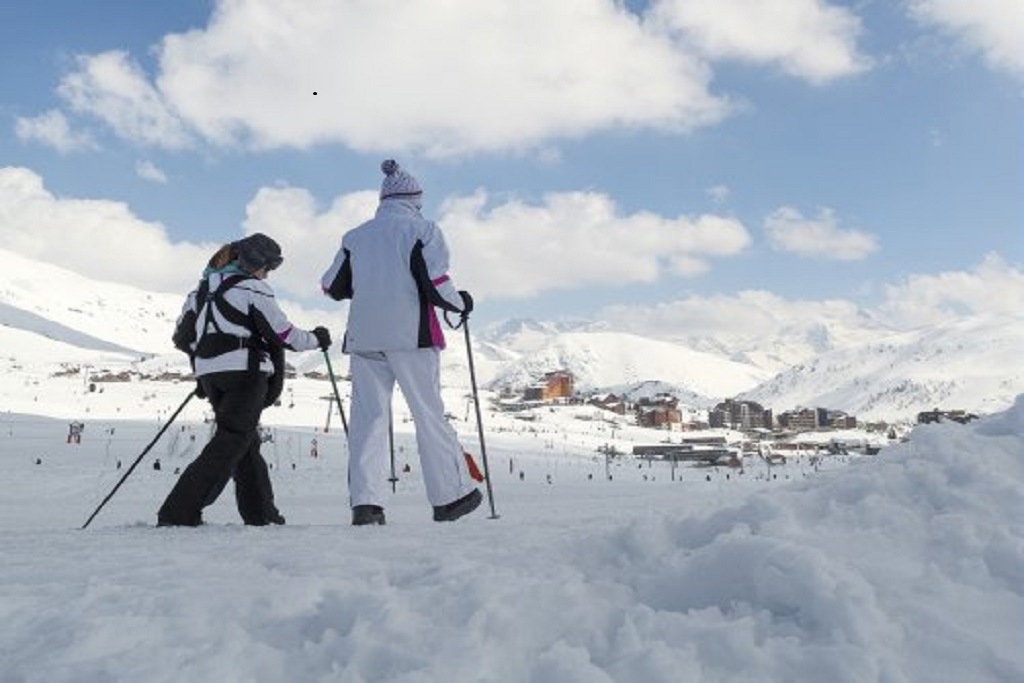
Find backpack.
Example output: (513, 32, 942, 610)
(172, 274, 286, 407)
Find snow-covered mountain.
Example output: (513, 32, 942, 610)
(475, 311, 1024, 418)
(478, 317, 594, 352)
(2, 246, 1021, 421)
(0, 248, 181, 357)
(485, 330, 771, 404)
(670, 317, 892, 374)
(740, 314, 1024, 420)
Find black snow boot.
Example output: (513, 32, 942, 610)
(352, 505, 386, 526)
(156, 513, 203, 527)
(432, 489, 482, 522)
(243, 510, 286, 526)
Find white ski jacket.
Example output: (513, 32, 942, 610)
(176, 269, 320, 377)
(320, 198, 465, 352)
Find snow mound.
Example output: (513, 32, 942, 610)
(571, 396, 1024, 680)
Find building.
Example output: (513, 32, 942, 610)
(709, 399, 773, 430)
(917, 409, 978, 425)
(776, 407, 858, 431)
(827, 410, 857, 429)
(590, 393, 628, 415)
(522, 370, 575, 403)
(777, 407, 828, 431)
(542, 370, 574, 401)
(635, 395, 682, 429)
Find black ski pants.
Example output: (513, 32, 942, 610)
(157, 371, 281, 525)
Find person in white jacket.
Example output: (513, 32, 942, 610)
(321, 160, 481, 525)
(159, 233, 332, 526)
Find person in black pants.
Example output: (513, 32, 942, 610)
(158, 234, 331, 526)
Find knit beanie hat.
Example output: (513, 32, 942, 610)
(380, 159, 422, 199)
(234, 233, 283, 273)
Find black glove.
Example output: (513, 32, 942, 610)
(312, 326, 332, 350)
(458, 290, 474, 318)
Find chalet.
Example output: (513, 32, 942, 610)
(523, 370, 575, 403)
(635, 394, 682, 429)
(541, 370, 574, 401)
(590, 393, 628, 415)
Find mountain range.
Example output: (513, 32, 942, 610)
(1, 246, 1020, 421)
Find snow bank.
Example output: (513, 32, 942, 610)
(573, 396, 1023, 681)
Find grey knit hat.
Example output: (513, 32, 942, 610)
(379, 159, 422, 199)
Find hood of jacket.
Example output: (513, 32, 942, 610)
(376, 196, 422, 217)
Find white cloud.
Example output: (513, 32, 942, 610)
(241, 184, 752, 301)
(908, 0, 1024, 78)
(877, 253, 1024, 327)
(241, 185, 378, 301)
(597, 256, 1024, 354)
(0, 166, 344, 312)
(0, 167, 212, 294)
(32, 1, 880, 156)
(3, 166, 1018, 347)
(14, 110, 96, 152)
(649, 0, 870, 83)
(706, 184, 731, 204)
(601, 289, 866, 342)
(439, 190, 751, 299)
(764, 206, 878, 260)
(50, 0, 730, 156)
(135, 160, 168, 184)
(0, 166, 750, 308)
(57, 51, 192, 149)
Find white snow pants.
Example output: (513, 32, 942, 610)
(347, 349, 475, 508)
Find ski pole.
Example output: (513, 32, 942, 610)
(82, 389, 196, 529)
(462, 317, 499, 519)
(388, 407, 398, 492)
(323, 349, 349, 436)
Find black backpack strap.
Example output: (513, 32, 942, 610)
(208, 274, 254, 330)
(193, 275, 268, 373)
(194, 333, 263, 359)
(189, 273, 286, 405)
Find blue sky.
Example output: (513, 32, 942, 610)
(1, 0, 1021, 339)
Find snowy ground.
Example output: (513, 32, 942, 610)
(1, 382, 1021, 682)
